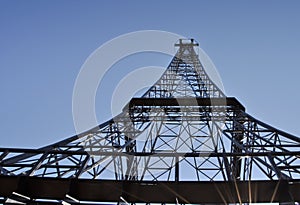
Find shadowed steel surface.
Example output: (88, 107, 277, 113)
(0, 39, 299, 204)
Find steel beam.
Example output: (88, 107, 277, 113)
(0, 176, 298, 204)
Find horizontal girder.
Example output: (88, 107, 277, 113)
(0, 175, 298, 204)
(126, 97, 245, 111)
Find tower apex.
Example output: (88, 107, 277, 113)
(175, 38, 199, 47)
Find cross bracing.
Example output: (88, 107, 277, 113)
(0, 39, 299, 204)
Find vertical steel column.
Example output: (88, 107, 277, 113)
(231, 110, 244, 180)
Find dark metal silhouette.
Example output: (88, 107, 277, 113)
(1, 39, 299, 204)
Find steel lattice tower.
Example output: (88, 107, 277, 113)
(0, 39, 300, 205)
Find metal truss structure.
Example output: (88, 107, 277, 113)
(0, 39, 300, 205)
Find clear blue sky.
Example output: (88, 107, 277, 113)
(1, 0, 300, 148)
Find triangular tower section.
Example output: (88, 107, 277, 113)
(143, 39, 225, 98)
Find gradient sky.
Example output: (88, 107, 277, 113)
(1, 0, 300, 148)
